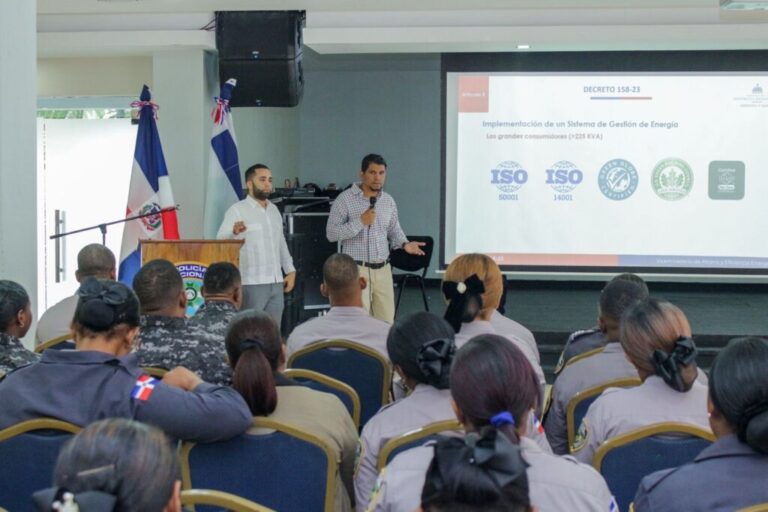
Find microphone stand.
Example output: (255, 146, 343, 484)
(49, 205, 180, 246)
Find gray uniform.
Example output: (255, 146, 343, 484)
(556, 328, 607, 373)
(0, 332, 39, 374)
(135, 315, 232, 385)
(490, 310, 539, 363)
(287, 306, 390, 359)
(355, 385, 455, 512)
(634, 434, 768, 512)
(545, 342, 639, 454)
(35, 294, 77, 346)
(0, 349, 252, 442)
(368, 436, 616, 512)
(572, 375, 710, 465)
(189, 300, 239, 340)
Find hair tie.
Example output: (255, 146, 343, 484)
(239, 338, 265, 352)
(416, 338, 455, 382)
(442, 274, 486, 332)
(490, 411, 516, 428)
(651, 336, 698, 392)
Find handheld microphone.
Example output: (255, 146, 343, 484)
(370, 196, 377, 209)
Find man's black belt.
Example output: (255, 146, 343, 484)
(355, 260, 388, 270)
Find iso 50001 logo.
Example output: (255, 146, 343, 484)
(598, 159, 639, 200)
(490, 161, 528, 200)
(546, 161, 583, 201)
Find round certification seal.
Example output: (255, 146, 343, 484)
(598, 159, 639, 200)
(652, 158, 693, 200)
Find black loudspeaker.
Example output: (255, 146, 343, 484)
(216, 11, 305, 107)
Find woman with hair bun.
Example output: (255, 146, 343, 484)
(355, 312, 458, 512)
(33, 418, 181, 512)
(572, 298, 710, 464)
(634, 336, 768, 511)
(0, 279, 39, 374)
(368, 334, 615, 511)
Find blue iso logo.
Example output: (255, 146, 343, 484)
(490, 161, 528, 194)
(598, 159, 639, 200)
(546, 161, 583, 194)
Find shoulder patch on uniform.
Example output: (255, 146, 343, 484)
(609, 496, 619, 512)
(365, 470, 386, 512)
(354, 439, 365, 479)
(131, 375, 158, 401)
(571, 418, 589, 452)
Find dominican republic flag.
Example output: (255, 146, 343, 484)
(131, 375, 158, 401)
(203, 78, 243, 238)
(118, 85, 180, 285)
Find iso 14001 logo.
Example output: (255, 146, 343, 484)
(490, 161, 528, 201)
(652, 158, 693, 200)
(546, 161, 583, 201)
(598, 159, 639, 200)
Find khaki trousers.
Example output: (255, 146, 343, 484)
(358, 263, 395, 324)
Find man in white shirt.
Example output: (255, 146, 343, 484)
(35, 244, 115, 346)
(217, 164, 296, 324)
(287, 253, 390, 358)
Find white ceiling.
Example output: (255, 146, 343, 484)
(36, 0, 768, 58)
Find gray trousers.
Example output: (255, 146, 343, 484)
(242, 283, 284, 325)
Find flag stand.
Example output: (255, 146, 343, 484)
(49, 205, 180, 246)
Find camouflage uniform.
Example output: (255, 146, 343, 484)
(189, 301, 239, 340)
(135, 315, 232, 385)
(0, 332, 39, 375)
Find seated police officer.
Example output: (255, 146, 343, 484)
(0, 278, 252, 443)
(189, 261, 243, 339)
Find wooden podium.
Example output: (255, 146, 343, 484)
(140, 239, 244, 268)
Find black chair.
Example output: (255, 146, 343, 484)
(389, 235, 433, 314)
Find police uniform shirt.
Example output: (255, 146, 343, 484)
(0, 349, 252, 442)
(490, 310, 540, 363)
(355, 385, 455, 512)
(188, 300, 239, 340)
(556, 328, 607, 373)
(572, 375, 710, 465)
(544, 342, 639, 455)
(35, 294, 78, 346)
(135, 315, 231, 385)
(456, 320, 547, 392)
(634, 434, 768, 512)
(266, 385, 359, 512)
(286, 307, 391, 359)
(367, 436, 616, 512)
(0, 332, 39, 374)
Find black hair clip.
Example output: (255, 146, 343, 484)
(77, 278, 130, 307)
(442, 274, 486, 333)
(651, 336, 698, 392)
(32, 487, 117, 511)
(240, 337, 265, 352)
(417, 338, 456, 379)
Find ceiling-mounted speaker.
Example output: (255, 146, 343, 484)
(216, 11, 305, 107)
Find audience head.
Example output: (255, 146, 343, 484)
(708, 336, 768, 454)
(620, 298, 698, 392)
(321, 253, 365, 306)
(244, 163, 272, 200)
(34, 418, 180, 512)
(72, 278, 140, 355)
(201, 262, 242, 309)
(76, 244, 116, 282)
(609, 272, 649, 296)
(132, 259, 186, 317)
(225, 310, 283, 416)
(387, 312, 456, 391)
(450, 334, 540, 444)
(598, 279, 649, 341)
(0, 280, 32, 338)
(442, 254, 503, 331)
(421, 427, 532, 512)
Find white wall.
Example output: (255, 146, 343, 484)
(38, 57, 152, 97)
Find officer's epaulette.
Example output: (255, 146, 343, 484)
(567, 327, 600, 343)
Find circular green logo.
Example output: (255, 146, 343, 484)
(652, 158, 693, 200)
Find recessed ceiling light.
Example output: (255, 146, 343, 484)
(517, 44, 531, 50)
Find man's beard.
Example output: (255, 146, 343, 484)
(251, 188, 270, 200)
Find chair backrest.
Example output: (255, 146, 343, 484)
(389, 236, 434, 274)
(180, 417, 337, 512)
(141, 366, 169, 379)
(593, 422, 715, 512)
(34, 334, 75, 353)
(282, 368, 361, 428)
(566, 377, 642, 450)
(738, 504, 768, 512)
(377, 419, 463, 471)
(0, 418, 82, 512)
(181, 489, 275, 512)
(286, 340, 392, 427)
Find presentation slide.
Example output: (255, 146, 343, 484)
(443, 72, 768, 273)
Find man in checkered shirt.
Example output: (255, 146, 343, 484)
(326, 154, 425, 323)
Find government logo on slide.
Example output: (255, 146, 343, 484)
(490, 161, 528, 200)
(598, 159, 639, 200)
(652, 158, 693, 200)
